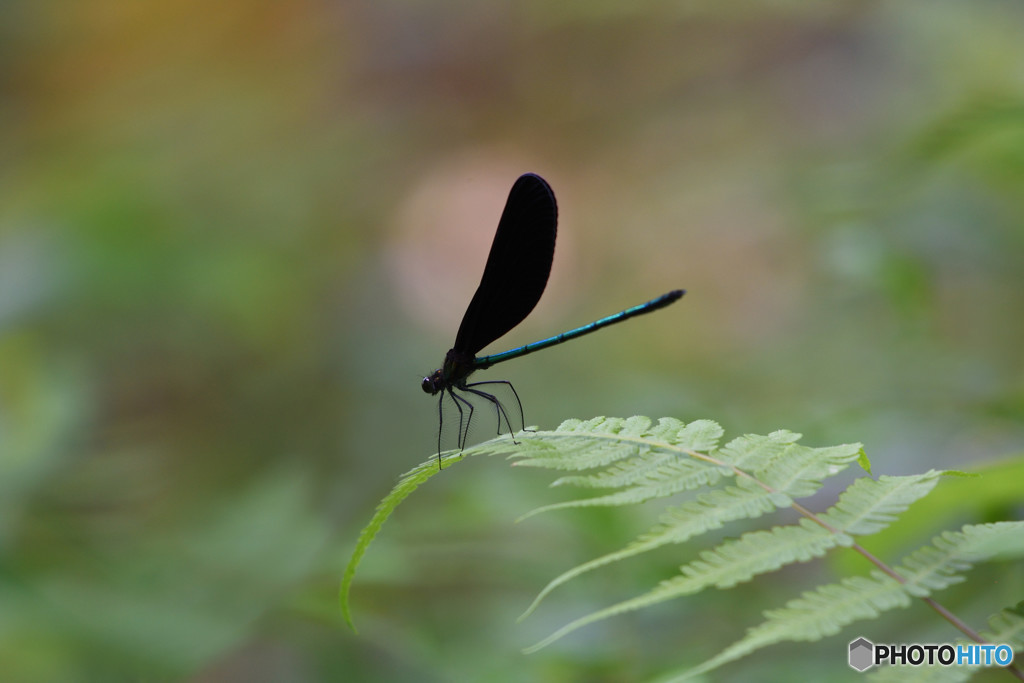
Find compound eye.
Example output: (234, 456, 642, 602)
(421, 376, 435, 394)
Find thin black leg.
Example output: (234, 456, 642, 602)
(463, 384, 520, 446)
(435, 393, 445, 469)
(465, 379, 527, 435)
(448, 387, 476, 451)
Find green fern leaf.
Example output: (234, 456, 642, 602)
(343, 416, 689, 630)
(549, 450, 682, 489)
(524, 519, 844, 652)
(514, 419, 730, 518)
(339, 451, 462, 631)
(549, 419, 724, 489)
(672, 573, 909, 680)
(517, 462, 723, 519)
(715, 430, 803, 470)
(511, 417, 650, 471)
(341, 414, 1021, 683)
(522, 472, 966, 651)
(897, 522, 1024, 597)
(669, 518, 843, 590)
(763, 571, 912, 638)
(983, 600, 1024, 648)
(518, 476, 782, 620)
(644, 476, 784, 544)
(754, 441, 864, 496)
(819, 471, 947, 535)
(864, 600, 1024, 682)
(673, 522, 1024, 679)
(518, 435, 862, 617)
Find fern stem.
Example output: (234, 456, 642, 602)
(789, 500, 1024, 680)
(920, 596, 1024, 680)
(696, 445, 1018, 676)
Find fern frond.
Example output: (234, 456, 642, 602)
(819, 471, 947, 535)
(522, 472, 961, 649)
(342, 415, 1022, 683)
(516, 461, 722, 520)
(518, 425, 862, 520)
(550, 419, 724, 488)
(549, 450, 680, 489)
(510, 417, 651, 471)
(753, 440, 864, 496)
(524, 519, 843, 652)
(896, 522, 1024, 597)
(645, 475, 786, 543)
(672, 572, 909, 680)
(863, 601, 1024, 682)
(514, 419, 731, 518)
(668, 518, 843, 590)
(983, 600, 1024, 647)
(339, 450, 462, 631)
(518, 476, 782, 620)
(673, 522, 1024, 679)
(518, 436, 862, 616)
(715, 430, 804, 471)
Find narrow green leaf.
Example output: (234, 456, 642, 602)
(818, 470, 948, 536)
(517, 461, 721, 520)
(673, 572, 908, 680)
(857, 448, 873, 474)
(671, 519, 841, 589)
(897, 522, 1024, 596)
(550, 419, 723, 489)
(755, 441, 864, 497)
(674, 522, 1024, 678)
(518, 477, 779, 620)
(863, 601, 1024, 682)
(982, 600, 1024, 648)
(339, 451, 462, 631)
(524, 519, 842, 651)
(512, 417, 724, 473)
(714, 431, 803, 471)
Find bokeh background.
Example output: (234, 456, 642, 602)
(3, 2, 1023, 681)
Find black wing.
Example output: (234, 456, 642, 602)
(453, 173, 558, 356)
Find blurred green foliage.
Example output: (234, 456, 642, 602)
(2, 2, 1023, 681)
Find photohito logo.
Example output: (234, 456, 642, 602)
(848, 637, 1015, 672)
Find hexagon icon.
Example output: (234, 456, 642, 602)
(849, 637, 874, 671)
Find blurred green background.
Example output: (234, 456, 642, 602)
(2, 2, 1023, 681)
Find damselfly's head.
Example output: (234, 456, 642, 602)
(421, 370, 444, 395)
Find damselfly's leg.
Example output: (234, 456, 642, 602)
(463, 381, 521, 445)
(446, 386, 476, 451)
(465, 379, 529, 436)
(435, 393, 444, 468)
